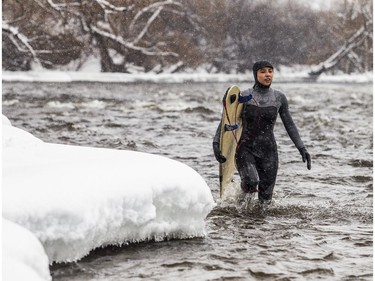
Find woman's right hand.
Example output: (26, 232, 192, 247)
(213, 142, 226, 163)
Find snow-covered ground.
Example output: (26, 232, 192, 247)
(2, 67, 373, 84)
(3, 56, 372, 83)
(3, 219, 52, 281)
(2, 115, 215, 278)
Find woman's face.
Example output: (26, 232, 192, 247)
(256, 67, 273, 86)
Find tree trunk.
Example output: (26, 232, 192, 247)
(95, 33, 127, 73)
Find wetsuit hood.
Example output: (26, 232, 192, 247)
(253, 60, 274, 89)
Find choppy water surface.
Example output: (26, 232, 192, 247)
(2, 81, 373, 280)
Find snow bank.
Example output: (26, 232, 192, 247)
(316, 71, 374, 83)
(2, 115, 215, 263)
(3, 219, 51, 281)
(2, 70, 251, 83)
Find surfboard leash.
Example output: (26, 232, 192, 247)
(223, 97, 240, 145)
(222, 90, 255, 151)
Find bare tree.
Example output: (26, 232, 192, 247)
(309, 0, 373, 76)
(2, 0, 372, 73)
(2, 0, 202, 72)
(195, 0, 339, 73)
(70, 0, 203, 72)
(2, 0, 83, 70)
(309, 18, 372, 76)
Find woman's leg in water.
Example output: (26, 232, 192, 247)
(236, 146, 259, 193)
(256, 151, 278, 203)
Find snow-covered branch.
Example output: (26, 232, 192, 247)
(46, 0, 80, 11)
(347, 50, 363, 71)
(95, 0, 134, 22)
(90, 25, 178, 57)
(2, 22, 42, 65)
(129, 0, 183, 31)
(95, 0, 134, 12)
(132, 6, 163, 45)
(45, 0, 133, 15)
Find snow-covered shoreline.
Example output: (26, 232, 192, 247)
(3, 219, 52, 281)
(2, 70, 373, 84)
(2, 115, 215, 280)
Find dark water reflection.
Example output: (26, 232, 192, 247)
(2, 81, 373, 280)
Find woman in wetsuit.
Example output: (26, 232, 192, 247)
(213, 60, 311, 204)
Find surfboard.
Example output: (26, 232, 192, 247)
(219, 85, 244, 197)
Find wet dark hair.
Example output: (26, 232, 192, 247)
(252, 60, 274, 88)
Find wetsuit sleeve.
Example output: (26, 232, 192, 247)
(213, 121, 221, 144)
(279, 93, 305, 149)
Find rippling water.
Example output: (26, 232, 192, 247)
(2, 81, 373, 280)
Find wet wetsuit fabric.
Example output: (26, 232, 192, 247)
(213, 85, 305, 202)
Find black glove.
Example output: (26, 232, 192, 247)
(299, 147, 311, 170)
(213, 142, 226, 163)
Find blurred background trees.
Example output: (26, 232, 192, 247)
(2, 0, 373, 74)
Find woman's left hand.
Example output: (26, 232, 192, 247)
(299, 147, 311, 170)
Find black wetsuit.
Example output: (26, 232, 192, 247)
(214, 84, 305, 202)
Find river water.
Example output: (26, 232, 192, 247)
(2, 81, 373, 280)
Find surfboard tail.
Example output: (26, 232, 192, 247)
(219, 85, 243, 198)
